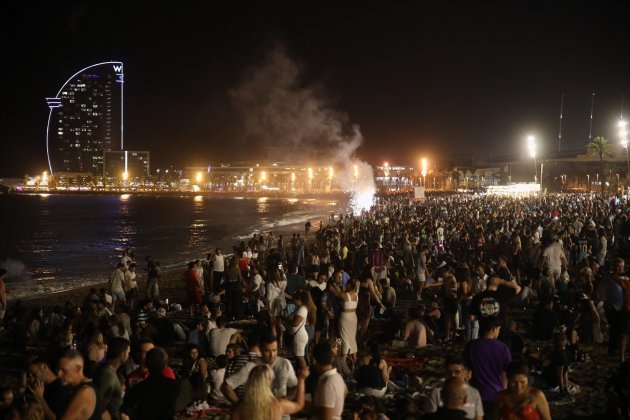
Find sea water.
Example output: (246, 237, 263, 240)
(0, 193, 341, 299)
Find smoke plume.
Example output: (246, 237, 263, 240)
(0, 258, 31, 283)
(230, 45, 375, 212)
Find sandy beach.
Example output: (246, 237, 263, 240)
(4, 269, 617, 419)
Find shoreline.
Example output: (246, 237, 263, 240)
(7, 215, 327, 307)
(12, 190, 351, 202)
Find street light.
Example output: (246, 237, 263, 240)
(527, 135, 537, 183)
(196, 171, 203, 184)
(619, 119, 629, 179)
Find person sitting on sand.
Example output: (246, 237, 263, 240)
(355, 346, 390, 397)
(421, 377, 470, 420)
(229, 363, 309, 420)
(424, 355, 483, 420)
(403, 306, 428, 349)
(494, 361, 551, 420)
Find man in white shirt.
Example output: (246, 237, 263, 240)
(121, 249, 132, 268)
(212, 249, 225, 293)
(424, 355, 483, 420)
(312, 342, 346, 420)
(221, 332, 297, 403)
(541, 235, 567, 280)
(208, 317, 241, 358)
(123, 263, 138, 308)
(109, 263, 127, 310)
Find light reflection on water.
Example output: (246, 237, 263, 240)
(257, 197, 270, 213)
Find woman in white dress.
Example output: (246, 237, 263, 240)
(290, 290, 310, 368)
(328, 278, 359, 366)
(265, 267, 287, 348)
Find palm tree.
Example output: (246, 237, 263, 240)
(587, 136, 612, 192)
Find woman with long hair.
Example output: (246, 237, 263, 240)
(302, 288, 317, 351)
(494, 362, 551, 420)
(230, 364, 308, 420)
(265, 268, 287, 348)
(356, 266, 385, 344)
(181, 343, 208, 403)
(225, 257, 244, 321)
(355, 346, 390, 397)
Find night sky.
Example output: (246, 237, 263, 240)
(2, 1, 629, 177)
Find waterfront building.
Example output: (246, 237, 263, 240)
(45, 61, 124, 176)
(103, 151, 150, 179)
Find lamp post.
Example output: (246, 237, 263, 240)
(616, 173, 620, 192)
(527, 135, 537, 183)
(587, 174, 590, 192)
(620, 119, 629, 180)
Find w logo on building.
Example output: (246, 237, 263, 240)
(113, 64, 123, 73)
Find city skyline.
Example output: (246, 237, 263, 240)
(2, 2, 629, 177)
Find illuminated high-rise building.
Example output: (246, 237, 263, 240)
(46, 61, 124, 175)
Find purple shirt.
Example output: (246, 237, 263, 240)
(464, 338, 512, 402)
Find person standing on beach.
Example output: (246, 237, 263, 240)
(203, 253, 214, 296)
(109, 263, 126, 311)
(121, 249, 132, 268)
(124, 263, 138, 310)
(185, 261, 203, 312)
(0, 269, 7, 322)
(213, 248, 225, 294)
(146, 258, 160, 300)
(463, 318, 512, 419)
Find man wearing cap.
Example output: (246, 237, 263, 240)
(149, 307, 178, 346)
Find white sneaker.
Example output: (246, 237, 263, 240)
(567, 384, 580, 394)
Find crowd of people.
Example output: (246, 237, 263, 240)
(1, 192, 630, 419)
